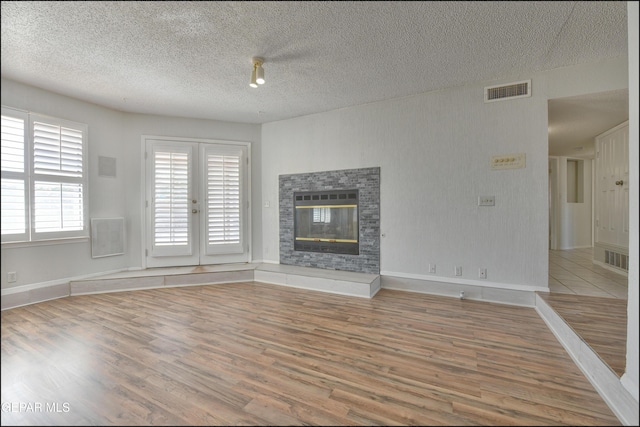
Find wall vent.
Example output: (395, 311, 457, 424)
(604, 249, 628, 271)
(91, 218, 125, 258)
(484, 80, 531, 103)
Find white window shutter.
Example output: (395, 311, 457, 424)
(151, 148, 192, 256)
(31, 117, 86, 238)
(1, 179, 26, 236)
(1, 109, 88, 242)
(1, 109, 28, 242)
(33, 121, 83, 177)
(204, 146, 244, 255)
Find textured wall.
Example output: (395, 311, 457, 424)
(261, 57, 628, 291)
(279, 167, 380, 274)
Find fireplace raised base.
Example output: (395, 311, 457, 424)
(255, 263, 381, 298)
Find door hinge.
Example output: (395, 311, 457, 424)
(145, 200, 149, 208)
(145, 249, 148, 256)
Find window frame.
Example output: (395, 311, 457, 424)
(1, 106, 89, 244)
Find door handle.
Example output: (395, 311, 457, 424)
(615, 180, 624, 186)
(192, 209, 199, 213)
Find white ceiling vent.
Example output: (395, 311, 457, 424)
(484, 80, 531, 103)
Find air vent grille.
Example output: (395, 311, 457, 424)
(604, 249, 628, 271)
(484, 80, 531, 103)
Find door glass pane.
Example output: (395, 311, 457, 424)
(206, 153, 241, 245)
(154, 150, 190, 246)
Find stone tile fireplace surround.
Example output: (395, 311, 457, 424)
(279, 167, 380, 274)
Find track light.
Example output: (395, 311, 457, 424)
(250, 57, 265, 88)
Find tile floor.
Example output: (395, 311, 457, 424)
(549, 247, 628, 299)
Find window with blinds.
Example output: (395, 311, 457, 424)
(204, 146, 244, 255)
(313, 207, 331, 223)
(1, 107, 88, 243)
(153, 150, 190, 248)
(1, 112, 27, 240)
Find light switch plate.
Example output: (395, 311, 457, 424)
(491, 153, 525, 170)
(478, 196, 495, 206)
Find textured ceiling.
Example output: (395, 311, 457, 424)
(1, 1, 630, 146)
(548, 90, 629, 158)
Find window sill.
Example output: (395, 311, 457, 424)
(1, 236, 90, 249)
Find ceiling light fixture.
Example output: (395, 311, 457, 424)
(250, 57, 265, 88)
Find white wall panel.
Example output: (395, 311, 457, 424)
(261, 57, 628, 292)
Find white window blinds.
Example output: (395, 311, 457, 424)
(204, 145, 244, 255)
(1, 112, 27, 239)
(1, 107, 88, 243)
(153, 149, 190, 248)
(33, 120, 85, 233)
(33, 121, 84, 177)
(313, 207, 331, 223)
(206, 153, 241, 245)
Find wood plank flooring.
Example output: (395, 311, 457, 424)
(1, 282, 621, 425)
(546, 248, 628, 377)
(537, 292, 627, 377)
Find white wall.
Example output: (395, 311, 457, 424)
(261, 57, 628, 292)
(0, 78, 262, 290)
(622, 0, 639, 403)
(1, 79, 129, 288)
(557, 157, 593, 249)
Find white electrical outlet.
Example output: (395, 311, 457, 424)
(454, 266, 462, 276)
(429, 264, 436, 274)
(478, 196, 495, 206)
(479, 268, 487, 279)
(7, 272, 17, 283)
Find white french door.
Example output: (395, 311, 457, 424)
(144, 137, 250, 268)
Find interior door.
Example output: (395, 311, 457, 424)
(595, 123, 629, 248)
(145, 137, 250, 268)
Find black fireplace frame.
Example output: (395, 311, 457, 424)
(293, 189, 359, 255)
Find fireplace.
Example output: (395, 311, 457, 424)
(294, 190, 359, 255)
(279, 167, 379, 274)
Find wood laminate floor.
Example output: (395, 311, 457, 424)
(537, 292, 627, 377)
(547, 248, 628, 377)
(1, 282, 620, 426)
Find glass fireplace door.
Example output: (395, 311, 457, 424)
(294, 190, 359, 255)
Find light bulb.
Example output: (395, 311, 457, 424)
(256, 65, 265, 85)
(249, 67, 258, 88)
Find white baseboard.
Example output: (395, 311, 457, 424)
(1, 268, 131, 310)
(380, 273, 540, 307)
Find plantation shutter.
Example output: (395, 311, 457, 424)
(151, 146, 193, 257)
(204, 145, 245, 255)
(2, 109, 88, 242)
(1, 109, 28, 241)
(32, 120, 85, 234)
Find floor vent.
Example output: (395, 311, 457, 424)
(484, 80, 531, 103)
(604, 249, 628, 271)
